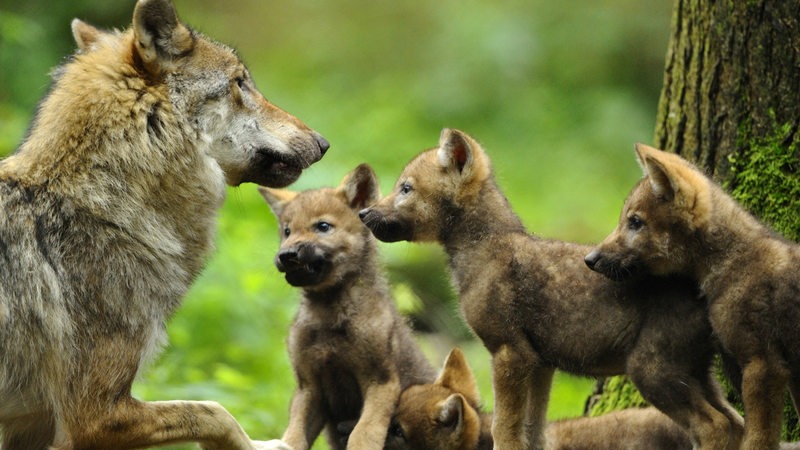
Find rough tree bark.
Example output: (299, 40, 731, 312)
(587, 0, 800, 440)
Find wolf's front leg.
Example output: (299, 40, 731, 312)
(252, 439, 294, 450)
(491, 344, 544, 450)
(346, 378, 401, 450)
(58, 398, 266, 450)
(281, 387, 327, 450)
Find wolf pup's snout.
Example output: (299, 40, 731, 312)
(359, 207, 413, 243)
(275, 244, 331, 287)
(584, 249, 601, 270)
(276, 248, 300, 270)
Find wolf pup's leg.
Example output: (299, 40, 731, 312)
(629, 363, 735, 450)
(523, 365, 555, 450)
(281, 387, 327, 450)
(347, 377, 401, 450)
(491, 344, 553, 450)
(701, 372, 744, 449)
(740, 357, 789, 450)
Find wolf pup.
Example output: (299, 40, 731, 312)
(0, 1, 328, 449)
(260, 164, 436, 450)
(584, 143, 800, 450)
(359, 129, 743, 450)
(386, 347, 694, 450)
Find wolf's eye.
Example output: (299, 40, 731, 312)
(315, 221, 333, 233)
(235, 76, 247, 91)
(389, 423, 405, 440)
(399, 182, 413, 195)
(627, 215, 644, 231)
(283, 226, 291, 237)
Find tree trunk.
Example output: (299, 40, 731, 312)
(588, 0, 800, 440)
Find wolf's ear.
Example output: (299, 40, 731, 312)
(339, 164, 381, 210)
(437, 129, 491, 192)
(437, 129, 474, 174)
(437, 394, 466, 430)
(258, 187, 297, 217)
(436, 348, 480, 405)
(635, 143, 677, 201)
(635, 143, 712, 227)
(71, 19, 106, 52)
(132, 0, 194, 74)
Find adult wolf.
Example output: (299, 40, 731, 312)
(359, 129, 741, 450)
(0, 0, 328, 448)
(260, 164, 435, 450)
(585, 143, 800, 450)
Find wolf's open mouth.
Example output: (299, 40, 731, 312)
(283, 259, 330, 287)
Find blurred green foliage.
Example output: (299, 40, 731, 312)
(0, 0, 672, 447)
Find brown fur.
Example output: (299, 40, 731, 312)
(385, 347, 694, 450)
(0, 1, 327, 448)
(359, 129, 742, 450)
(586, 143, 800, 450)
(260, 164, 436, 450)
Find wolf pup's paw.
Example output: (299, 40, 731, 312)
(252, 439, 294, 450)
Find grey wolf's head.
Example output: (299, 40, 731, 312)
(72, 0, 328, 188)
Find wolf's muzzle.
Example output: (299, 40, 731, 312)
(358, 208, 413, 243)
(275, 243, 332, 287)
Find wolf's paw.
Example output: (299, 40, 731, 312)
(252, 439, 293, 450)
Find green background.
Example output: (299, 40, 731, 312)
(0, 0, 673, 447)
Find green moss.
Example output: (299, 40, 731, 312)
(728, 120, 800, 242)
(586, 376, 648, 416)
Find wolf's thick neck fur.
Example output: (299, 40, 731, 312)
(2, 28, 225, 291)
(695, 185, 790, 298)
(440, 178, 527, 254)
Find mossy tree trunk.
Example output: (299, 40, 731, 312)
(588, 0, 800, 440)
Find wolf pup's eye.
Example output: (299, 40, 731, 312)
(389, 423, 405, 440)
(283, 226, 291, 237)
(627, 215, 644, 231)
(399, 182, 413, 195)
(315, 221, 333, 233)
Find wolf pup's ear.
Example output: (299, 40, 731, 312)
(436, 129, 491, 198)
(258, 187, 297, 217)
(634, 143, 712, 228)
(437, 129, 475, 174)
(132, 0, 194, 74)
(635, 143, 676, 201)
(340, 163, 381, 210)
(437, 394, 466, 430)
(71, 19, 106, 52)
(436, 348, 481, 406)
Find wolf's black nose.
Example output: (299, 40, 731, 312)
(315, 134, 330, 155)
(277, 250, 299, 268)
(358, 208, 370, 221)
(584, 249, 600, 270)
